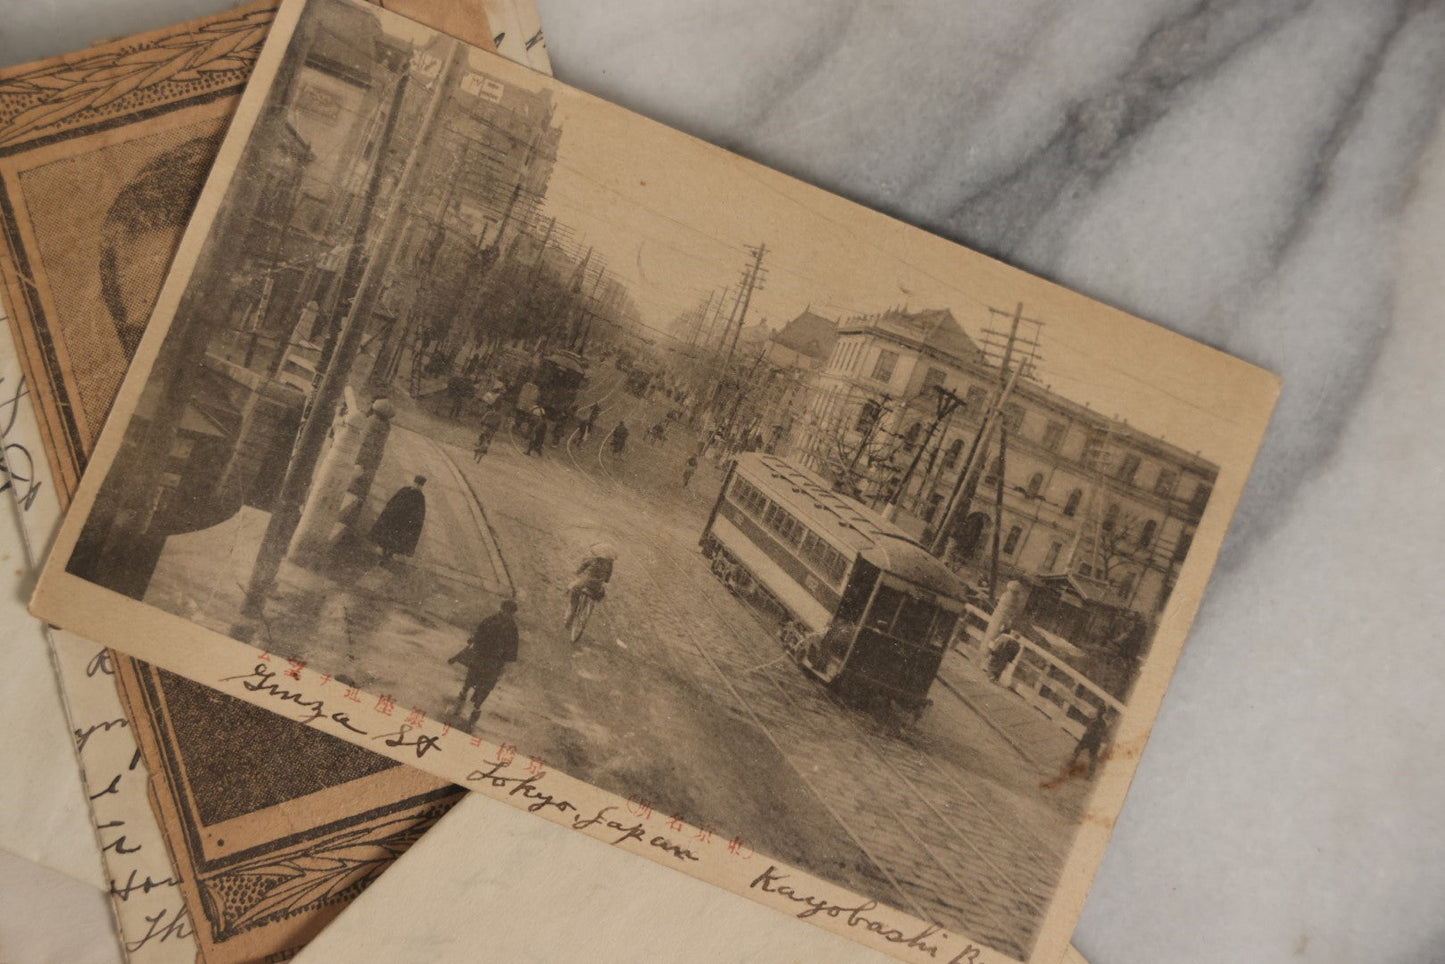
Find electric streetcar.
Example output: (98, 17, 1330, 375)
(701, 453, 970, 718)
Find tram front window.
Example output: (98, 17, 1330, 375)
(867, 585, 906, 632)
(894, 596, 936, 644)
(865, 585, 952, 650)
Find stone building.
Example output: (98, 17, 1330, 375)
(788, 306, 1217, 625)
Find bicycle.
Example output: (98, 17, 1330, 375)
(565, 589, 596, 644)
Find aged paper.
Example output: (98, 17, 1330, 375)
(0, 311, 103, 889)
(294, 790, 1096, 964)
(30, 0, 1280, 961)
(0, 1, 550, 960)
(4, 308, 198, 960)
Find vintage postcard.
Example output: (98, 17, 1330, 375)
(0, 1, 550, 959)
(31, 0, 1280, 960)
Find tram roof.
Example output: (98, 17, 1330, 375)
(733, 453, 968, 600)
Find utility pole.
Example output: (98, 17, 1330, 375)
(687, 289, 714, 348)
(722, 243, 767, 367)
(989, 422, 1008, 600)
(244, 42, 463, 617)
(704, 285, 730, 349)
(928, 304, 1030, 557)
(883, 384, 966, 519)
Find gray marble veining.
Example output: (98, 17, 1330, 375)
(3, 1, 1445, 961)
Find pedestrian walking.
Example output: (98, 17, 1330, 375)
(682, 454, 698, 488)
(985, 633, 1021, 682)
(1068, 705, 1113, 778)
(474, 408, 502, 462)
(448, 599, 520, 725)
(445, 374, 473, 418)
(579, 401, 601, 442)
(370, 475, 427, 561)
(526, 412, 549, 456)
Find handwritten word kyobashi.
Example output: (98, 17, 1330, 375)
(750, 866, 981, 962)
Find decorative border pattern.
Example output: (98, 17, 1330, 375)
(0, 3, 276, 149)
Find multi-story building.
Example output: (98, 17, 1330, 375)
(788, 307, 1217, 627)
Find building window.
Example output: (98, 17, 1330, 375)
(1173, 529, 1194, 562)
(1064, 488, 1083, 517)
(1078, 563, 1094, 578)
(1026, 472, 1044, 498)
(1082, 432, 1107, 471)
(923, 492, 944, 523)
(1042, 420, 1066, 452)
(1001, 402, 1025, 434)
(855, 399, 881, 434)
(1117, 572, 1136, 600)
(1137, 519, 1157, 549)
(921, 367, 947, 393)
(1154, 468, 1177, 497)
(871, 349, 899, 383)
(1044, 541, 1063, 570)
(965, 385, 988, 411)
(1190, 482, 1212, 513)
(1117, 452, 1141, 484)
(1102, 502, 1121, 532)
(984, 456, 1003, 485)
(1003, 525, 1023, 555)
(943, 438, 964, 469)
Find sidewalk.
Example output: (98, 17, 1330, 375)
(143, 425, 516, 717)
(935, 649, 1080, 773)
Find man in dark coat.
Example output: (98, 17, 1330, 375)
(370, 475, 427, 560)
(526, 413, 549, 456)
(448, 599, 520, 724)
(1069, 705, 1114, 778)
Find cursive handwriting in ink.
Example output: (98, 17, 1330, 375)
(110, 869, 182, 902)
(75, 717, 128, 752)
(97, 819, 142, 856)
(123, 905, 193, 953)
(0, 376, 42, 511)
(219, 664, 366, 733)
(86, 648, 114, 677)
(89, 773, 122, 800)
(374, 723, 441, 759)
(466, 760, 576, 816)
(749, 866, 952, 957)
(572, 806, 701, 863)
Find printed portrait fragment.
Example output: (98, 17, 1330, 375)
(0, 0, 553, 959)
(29, 0, 1280, 960)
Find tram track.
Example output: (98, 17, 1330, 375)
(647, 535, 1061, 957)
(549, 405, 1053, 952)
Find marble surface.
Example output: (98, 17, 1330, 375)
(5, 1, 1445, 961)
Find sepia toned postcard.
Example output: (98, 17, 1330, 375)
(0, 0, 551, 959)
(30, 0, 1280, 960)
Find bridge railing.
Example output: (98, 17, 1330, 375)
(952, 605, 1122, 739)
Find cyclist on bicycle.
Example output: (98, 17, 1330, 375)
(566, 543, 616, 629)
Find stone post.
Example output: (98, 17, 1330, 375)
(287, 391, 376, 564)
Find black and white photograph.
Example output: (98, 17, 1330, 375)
(30, 0, 1279, 960)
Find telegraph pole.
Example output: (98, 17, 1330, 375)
(244, 42, 463, 617)
(883, 384, 966, 519)
(722, 243, 767, 366)
(928, 304, 1032, 557)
